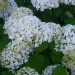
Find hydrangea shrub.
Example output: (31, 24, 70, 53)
(0, 0, 75, 75)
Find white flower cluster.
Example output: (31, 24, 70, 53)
(31, 0, 59, 11)
(46, 22, 62, 43)
(58, 0, 75, 5)
(1, 7, 63, 72)
(0, 0, 9, 12)
(33, 22, 62, 47)
(0, 40, 34, 72)
(2, 6, 75, 73)
(11, 7, 34, 19)
(55, 24, 75, 54)
(4, 7, 62, 47)
(0, 0, 17, 19)
(71, 69, 75, 75)
(41, 65, 59, 75)
(31, 0, 75, 11)
(15, 67, 39, 75)
(61, 50, 75, 70)
(4, 15, 42, 44)
(41, 64, 69, 75)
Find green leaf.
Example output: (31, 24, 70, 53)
(0, 41, 5, 52)
(1, 71, 13, 75)
(0, 24, 9, 38)
(3, 36, 11, 42)
(64, 18, 75, 25)
(60, 14, 68, 22)
(35, 42, 48, 53)
(45, 9, 52, 16)
(25, 53, 44, 74)
(0, 24, 4, 36)
(0, 65, 8, 72)
(15, 0, 24, 6)
(42, 11, 58, 23)
(0, 19, 4, 23)
(53, 7, 63, 17)
(61, 3, 72, 9)
(43, 55, 50, 68)
(49, 41, 55, 51)
(52, 66, 67, 75)
(27, 5, 37, 13)
(0, 24, 3, 30)
(0, 36, 11, 52)
(49, 41, 63, 55)
(24, 0, 31, 5)
(51, 52, 63, 64)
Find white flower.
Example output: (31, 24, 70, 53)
(61, 50, 75, 70)
(4, 10, 54, 47)
(31, 0, 59, 11)
(11, 7, 34, 19)
(0, 0, 17, 19)
(71, 69, 75, 75)
(55, 24, 75, 54)
(15, 67, 39, 75)
(41, 65, 59, 75)
(0, 40, 34, 72)
(0, 1, 9, 12)
(3, 8, 62, 47)
(47, 22, 62, 43)
(31, 0, 75, 11)
(3, 15, 42, 43)
(58, 0, 75, 5)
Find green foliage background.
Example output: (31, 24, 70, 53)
(0, 0, 75, 75)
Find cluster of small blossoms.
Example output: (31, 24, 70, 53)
(31, 0, 59, 11)
(2, 6, 75, 73)
(41, 65, 59, 75)
(3, 8, 62, 47)
(0, 0, 9, 12)
(0, 40, 34, 72)
(0, 0, 17, 19)
(31, 0, 75, 11)
(3, 7, 38, 42)
(4, 15, 42, 43)
(1, 7, 63, 72)
(3, 7, 60, 48)
(46, 22, 62, 43)
(58, 0, 75, 5)
(11, 7, 34, 19)
(35, 22, 62, 47)
(15, 67, 39, 75)
(70, 69, 75, 75)
(55, 24, 75, 54)
(61, 50, 75, 70)
(33, 22, 60, 47)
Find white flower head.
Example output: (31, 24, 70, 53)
(31, 0, 59, 11)
(3, 15, 43, 45)
(0, 0, 18, 19)
(31, 0, 75, 11)
(41, 65, 59, 75)
(58, 0, 75, 5)
(71, 69, 75, 75)
(11, 7, 34, 19)
(15, 67, 39, 75)
(0, 1, 9, 12)
(55, 24, 75, 54)
(47, 22, 62, 42)
(0, 40, 34, 72)
(61, 50, 75, 70)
